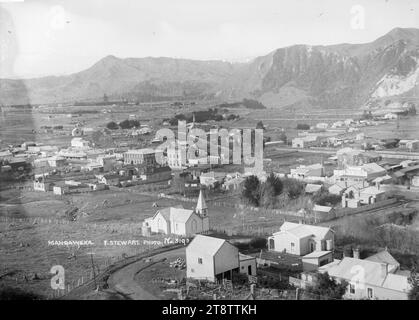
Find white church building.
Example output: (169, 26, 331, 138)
(143, 189, 210, 236)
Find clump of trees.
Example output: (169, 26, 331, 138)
(241, 174, 305, 208)
(408, 264, 419, 300)
(218, 99, 266, 110)
(306, 272, 348, 300)
(168, 108, 224, 125)
(256, 121, 265, 130)
(119, 119, 140, 129)
(106, 121, 119, 130)
(296, 123, 310, 130)
(105, 119, 140, 130)
(313, 192, 341, 206)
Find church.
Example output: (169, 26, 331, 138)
(142, 189, 210, 237)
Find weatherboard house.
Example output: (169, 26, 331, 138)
(186, 235, 256, 282)
(142, 189, 209, 237)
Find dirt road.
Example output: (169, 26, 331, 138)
(107, 247, 185, 300)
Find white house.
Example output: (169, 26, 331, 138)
(186, 235, 240, 282)
(341, 185, 387, 208)
(319, 250, 411, 300)
(268, 222, 334, 256)
(71, 137, 90, 149)
(290, 163, 325, 180)
(143, 190, 209, 236)
(292, 135, 320, 148)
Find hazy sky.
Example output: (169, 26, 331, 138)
(1, 0, 419, 78)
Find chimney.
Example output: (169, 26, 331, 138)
(353, 247, 360, 259)
(381, 263, 388, 278)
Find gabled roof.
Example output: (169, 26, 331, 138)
(154, 206, 194, 224)
(365, 250, 400, 271)
(360, 186, 386, 195)
(187, 235, 234, 256)
(305, 184, 322, 193)
(362, 163, 386, 174)
(313, 205, 333, 213)
(275, 222, 333, 240)
(319, 256, 410, 292)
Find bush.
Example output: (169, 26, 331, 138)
(315, 193, 341, 206)
(0, 286, 43, 300)
(282, 178, 305, 199)
(106, 121, 119, 130)
(296, 123, 310, 130)
(119, 119, 140, 129)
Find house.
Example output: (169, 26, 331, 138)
(290, 163, 325, 179)
(186, 235, 239, 282)
(318, 250, 411, 300)
(268, 222, 334, 256)
(292, 135, 320, 148)
(239, 253, 257, 276)
(123, 148, 163, 166)
(71, 137, 90, 149)
(143, 189, 209, 236)
(137, 165, 172, 183)
(33, 179, 54, 192)
(302, 251, 334, 272)
(305, 184, 322, 194)
(384, 113, 398, 120)
(341, 185, 387, 208)
(336, 148, 382, 168)
(316, 123, 329, 130)
(99, 174, 120, 186)
(222, 173, 245, 191)
(334, 163, 386, 185)
(199, 171, 226, 188)
(312, 205, 335, 222)
(328, 182, 346, 195)
(53, 184, 70, 195)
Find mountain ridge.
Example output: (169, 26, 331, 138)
(1, 27, 419, 110)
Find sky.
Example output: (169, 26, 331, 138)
(1, 0, 419, 78)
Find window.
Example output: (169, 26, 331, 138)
(349, 284, 355, 294)
(290, 242, 295, 252)
(198, 258, 203, 264)
(367, 287, 374, 299)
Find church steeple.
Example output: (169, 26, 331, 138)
(196, 189, 208, 216)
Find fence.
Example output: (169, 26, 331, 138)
(317, 198, 398, 222)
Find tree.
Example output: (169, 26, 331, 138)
(408, 264, 419, 300)
(241, 175, 261, 206)
(278, 131, 287, 143)
(308, 272, 348, 300)
(106, 121, 119, 130)
(282, 178, 304, 199)
(256, 121, 265, 130)
(119, 119, 140, 129)
(296, 123, 310, 130)
(266, 172, 283, 195)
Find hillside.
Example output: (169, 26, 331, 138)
(1, 27, 419, 111)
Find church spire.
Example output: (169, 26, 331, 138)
(196, 189, 208, 216)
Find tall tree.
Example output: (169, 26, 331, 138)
(308, 272, 348, 300)
(241, 175, 261, 206)
(408, 264, 419, 300)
